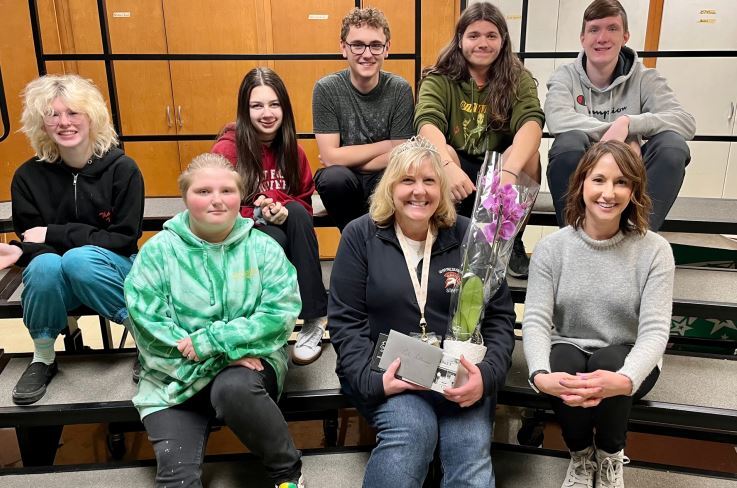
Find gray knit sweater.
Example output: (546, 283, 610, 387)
(522, 226, 675, 392)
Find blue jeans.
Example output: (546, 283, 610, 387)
(353, 388, 495, 488)
(21, 245, 134, 339)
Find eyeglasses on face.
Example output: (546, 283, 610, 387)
(345, 42, 387, 55)
(43, 110, 86, 126)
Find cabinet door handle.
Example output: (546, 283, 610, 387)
(166, 105, 173, 128)
(176, 105, 183, 128)
(729, 102, 736, 123)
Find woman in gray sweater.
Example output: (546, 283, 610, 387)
(522, 140, 674, 488)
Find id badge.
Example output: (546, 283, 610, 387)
(410, 331, 441, 348)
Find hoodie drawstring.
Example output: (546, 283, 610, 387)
(202, 247, 216, 307)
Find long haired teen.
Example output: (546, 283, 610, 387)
(212, 67, 327, 365)
(415, 1, 544, 278)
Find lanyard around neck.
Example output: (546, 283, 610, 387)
(395, 222, 435, 339)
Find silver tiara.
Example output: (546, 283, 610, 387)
(394, 135, 440, 155)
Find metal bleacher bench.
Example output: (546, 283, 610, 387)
(1, 194, 737, 484)
(1, 342, 736, 484)
(2, 446, 737, 487)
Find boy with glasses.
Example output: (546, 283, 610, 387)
(545, 0, 695, 231)
(312, 7, 414, 233)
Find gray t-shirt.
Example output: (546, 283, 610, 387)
(312, 69, 415, 146)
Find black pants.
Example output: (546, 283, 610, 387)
(547, 130, 691, 231)
(549, 343, 659, 453)
(142, 364, 302, 487)
(256, 201, 327, 319)
(314, 166, 384, 231)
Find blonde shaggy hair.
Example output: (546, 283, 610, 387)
(370, 138, 456, 229)
(178, 153, 246, 200)
(20, 74, 117, 162)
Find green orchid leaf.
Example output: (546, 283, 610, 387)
(453, 275, 484, 340)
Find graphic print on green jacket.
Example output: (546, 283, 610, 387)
(124, 211, 301, 419)
(415, 71, 544, 159)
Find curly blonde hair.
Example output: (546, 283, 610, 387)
(340, 7, 391, 42)
(20, 74, 117, 162)
(370, 137, 456, 229)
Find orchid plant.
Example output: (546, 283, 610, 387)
(448, 151, 540, 344)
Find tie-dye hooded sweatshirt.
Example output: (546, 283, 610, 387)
(124, 211, 300, 419)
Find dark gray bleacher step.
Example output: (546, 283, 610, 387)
(322, 260, 737, 319)
(0, 450, 370, 487)
(505, 340, 737, 436)
(0, 345, 342, 427)
(493, 448, 737, 488)
(507, 266, 737, 320)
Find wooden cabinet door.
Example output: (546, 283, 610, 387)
(363, 0, 414, 54)
(162, 0, 262, 54)
(114, 61, 176, 136)
(178, 140, 218, 170)
(106, 0, 168, 54)
(37, 0, 102, 54)
(168, 61, 259, 135)
(420, 0, 458, 70)
(273, 60, 345, 134)
(271, 0, 354, 53)
(124, 141, 182, 196)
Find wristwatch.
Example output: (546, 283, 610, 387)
(528, 369, 549, 394)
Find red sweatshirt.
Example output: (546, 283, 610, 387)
(211, 123, 315, 218)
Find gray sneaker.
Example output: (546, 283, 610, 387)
(562, 446, 596, 488)
(596, 448, 629, 488)
(292, 317, 326, 365)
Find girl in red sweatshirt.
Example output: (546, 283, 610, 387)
(212, 67, 327, 366)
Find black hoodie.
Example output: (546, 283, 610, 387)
(10, 148, 144, 266)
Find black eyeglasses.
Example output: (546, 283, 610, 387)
(345, 42, 386, 55)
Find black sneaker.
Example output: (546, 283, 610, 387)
(132, 357, 141, 384)
(508, 235, 530, 279)
(12, 361, 58, 405)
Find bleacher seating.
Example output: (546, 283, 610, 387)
(1, 193, 736, 484)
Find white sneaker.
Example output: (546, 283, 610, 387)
(595, 448, 629, 488)
(562, 446, 596, 488)
(292, 317, 326, 365)
(275, 473, 305, 488)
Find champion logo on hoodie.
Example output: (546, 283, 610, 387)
(576, 95, 585, 106)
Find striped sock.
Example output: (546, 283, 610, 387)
(32, 338, 56, 365)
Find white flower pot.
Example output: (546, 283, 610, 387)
(443, 340, 487, 387)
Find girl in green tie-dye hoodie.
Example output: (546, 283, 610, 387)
(124, 153, 305, 488)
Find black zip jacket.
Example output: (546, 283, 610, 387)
(328, 214, 516, 407)
(10, 148, 144, 267)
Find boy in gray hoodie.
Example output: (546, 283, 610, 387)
(545, 0, 695, 231)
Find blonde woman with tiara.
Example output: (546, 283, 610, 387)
(328, 137, 515, 487)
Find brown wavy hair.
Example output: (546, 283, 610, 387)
(582, 0, 629, 35)
(564, 140, 651, 235)
(421, 2, 529, 131)
(233, 67, 300, 204)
